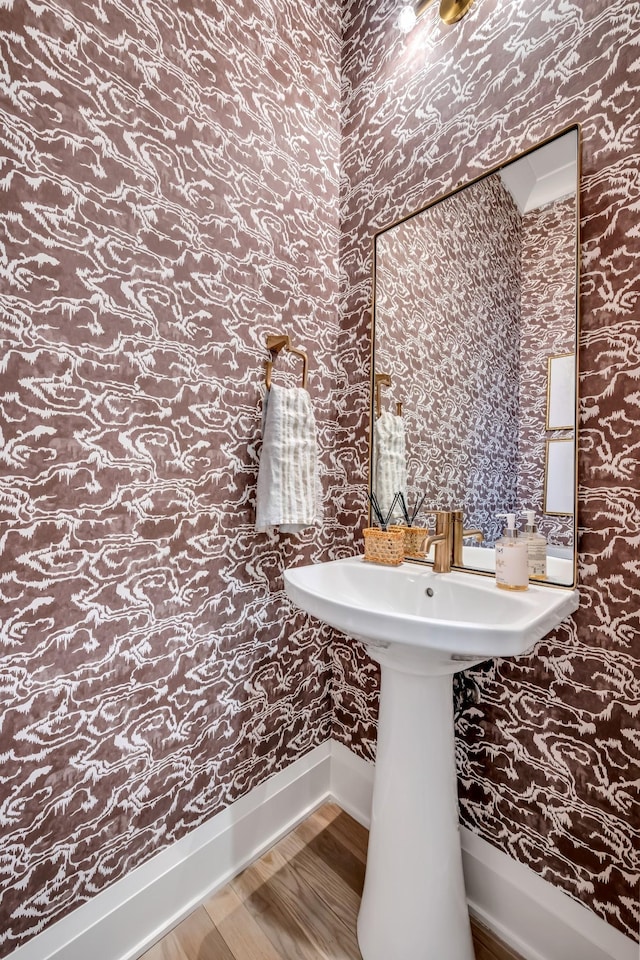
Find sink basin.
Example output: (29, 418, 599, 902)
(284, 556, 579, 674)
(284, 554, 580, 960)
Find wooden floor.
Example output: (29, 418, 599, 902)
(140, 802, 523, 960)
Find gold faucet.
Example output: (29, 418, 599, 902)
(424, 509, 485, 572)
(424, 511, 453, 573)
(452, 509, 484, 566)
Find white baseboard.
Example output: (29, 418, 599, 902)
(329, 739, 374, 826)
(7, 740, 637, 960)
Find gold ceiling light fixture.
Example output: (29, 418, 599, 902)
(398, 0, 474, 32)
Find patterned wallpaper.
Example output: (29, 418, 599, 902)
(0, 0, 343, 953)
(374, 173, 522, 547)
(336, 0, 639, 941)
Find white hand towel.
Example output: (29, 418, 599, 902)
(374, 411, 407, 519)
(255, 384, 322, 534)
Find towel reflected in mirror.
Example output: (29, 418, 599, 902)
(373, 410, 407, 522)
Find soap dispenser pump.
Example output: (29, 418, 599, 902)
(521, 509, 548, 582)
(495, 513, 529, 591)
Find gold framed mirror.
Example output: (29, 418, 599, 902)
(370, 124, 580, 588)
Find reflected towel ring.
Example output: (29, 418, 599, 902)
(375, 372, 402, 418)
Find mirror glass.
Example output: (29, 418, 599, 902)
(371, 127, 579, 587)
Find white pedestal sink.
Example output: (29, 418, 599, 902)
(284, 557, 579, 960)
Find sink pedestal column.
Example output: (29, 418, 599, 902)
(357, 661, 474, 960)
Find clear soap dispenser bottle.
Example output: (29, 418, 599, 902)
(521, 510, 547, 582)
(495, 513, 529, 591)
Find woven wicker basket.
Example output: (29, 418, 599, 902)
(398, 525, 429, 559)
(363, 527, 405, 566)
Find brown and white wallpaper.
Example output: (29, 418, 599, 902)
(336, 0, 639, 943)
(0, 0, 346, 954)
(374, 173, 522, 546)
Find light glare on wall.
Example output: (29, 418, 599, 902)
(398, 0, 474, 32)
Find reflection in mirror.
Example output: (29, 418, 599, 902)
(371, 126, 579, 587)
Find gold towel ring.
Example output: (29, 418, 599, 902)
(265, 334, 308, 389)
